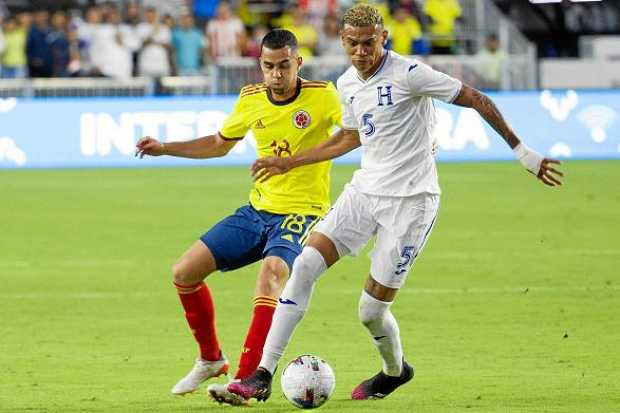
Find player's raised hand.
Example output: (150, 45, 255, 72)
(537, 158, 563, 187)
(251, 156, 292, 183)
(135, 136, 166, 158)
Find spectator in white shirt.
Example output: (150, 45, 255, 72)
(477, 34, 507, 90)
(76, 6, 102, 75)
(136, 7, 172, 77)
(90, 7, 139, 79)
(206, 2, 246, 60)
(316, 14, 343, 57)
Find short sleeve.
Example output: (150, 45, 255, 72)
(219, 97, 249, 140)
(336, 81, 358, 130)
(341, 95, 358, 130)
(407, 62, 462, 103)
(324, 82, 343, 127)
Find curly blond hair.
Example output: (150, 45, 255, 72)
(342, 4, 384, 28)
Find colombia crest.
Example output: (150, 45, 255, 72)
(293, 110, 311, 129)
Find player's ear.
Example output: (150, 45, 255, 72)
(382, 29, 389, 46)
(297, 55, 303, 68)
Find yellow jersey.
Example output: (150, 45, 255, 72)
(424, 0, 462, 47)
(219, 78, 342, 216)
(282, 24, 318, 59)
(388, 18, 422, 55)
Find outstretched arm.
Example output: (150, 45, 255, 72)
(453, 85, 563, 187)
(251, 128, 361, 183)
(135, 133, 238, 159)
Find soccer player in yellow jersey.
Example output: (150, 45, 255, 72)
(135, 29, 341, 405)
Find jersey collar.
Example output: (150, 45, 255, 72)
(356, 50, 390, 83)
(267, 78, 302, 106)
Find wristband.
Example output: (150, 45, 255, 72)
(513, 143, 543, 175)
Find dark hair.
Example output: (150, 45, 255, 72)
(260, 29, 298, 52)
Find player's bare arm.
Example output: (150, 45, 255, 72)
(251, 128, 361, 183)
(135, 133, 237, 159)
(453, 85, 564, 187)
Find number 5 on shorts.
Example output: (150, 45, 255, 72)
(395, 246, 416, 275)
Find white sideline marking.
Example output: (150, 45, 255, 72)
(0, 285, 617, 300)
(399, 285, 619, 295)
(424, 250, 620, 259)
(1, 249, 617, 268)
(0, 259, 136, 268)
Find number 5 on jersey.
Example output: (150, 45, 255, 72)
(362, 113, 375, 137)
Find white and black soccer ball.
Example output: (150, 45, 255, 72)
(281, 354, 336, 409)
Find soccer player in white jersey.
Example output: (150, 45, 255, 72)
(227, 4, 564, 403)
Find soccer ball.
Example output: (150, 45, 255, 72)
(281, 354, 336, 409)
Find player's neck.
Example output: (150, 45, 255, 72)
(268, 78, 301, 105)
(271, 89, 296, 102)
(357, 50, 387, 81)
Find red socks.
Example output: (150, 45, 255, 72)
(174, 283, 276, 376)
(174, 281, 221, 362)
(235, 296, 277, 379)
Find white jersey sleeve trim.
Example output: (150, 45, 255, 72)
(447, 82, 464, 104)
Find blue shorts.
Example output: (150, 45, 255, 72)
(200, 205, 320, 272)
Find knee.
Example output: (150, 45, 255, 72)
(294, 250, 313, 274)
(258, 258, 289, 295)
(358, 292, 389, 327)
(293, 247, 326, 282)
(172, 260, 201, 285)
(171, 261, 186, 285)
(358, 301, 380, 327)
(264, 258, 288, 282)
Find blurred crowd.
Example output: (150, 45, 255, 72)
(0, 0, 465, 80)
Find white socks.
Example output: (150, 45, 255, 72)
(259, 247, 404, 378)
(259, 247, 327, 374)
(358, 290, 403, 376)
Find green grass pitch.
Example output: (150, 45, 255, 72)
(1, 161, 618, 412)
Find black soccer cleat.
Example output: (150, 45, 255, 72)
(351, 360, 414, 400)
(227, 367, 273, 402)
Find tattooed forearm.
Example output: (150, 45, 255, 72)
(454, 85, 520, 149)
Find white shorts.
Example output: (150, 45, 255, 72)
(314, 184, 439, 289)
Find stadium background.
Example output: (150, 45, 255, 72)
(1, 1, 618, 412)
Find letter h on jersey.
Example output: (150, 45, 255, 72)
(377, 85, 393, 106)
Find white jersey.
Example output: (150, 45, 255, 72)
(337, 51, 462, 196)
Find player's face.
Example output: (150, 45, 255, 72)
(260, 46, 302, 97)
(341, 24, 388, 78)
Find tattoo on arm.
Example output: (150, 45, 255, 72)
(472, 89, 519, 149)
(456, 86, 520, 149)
